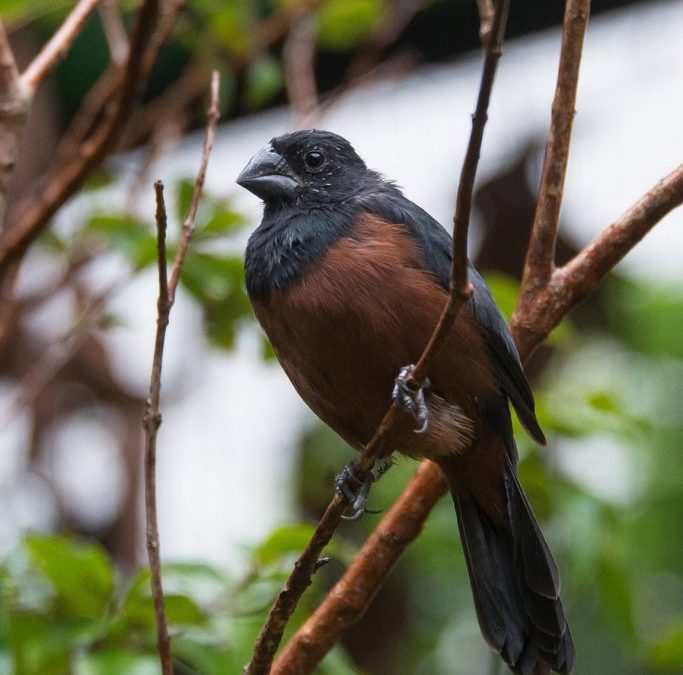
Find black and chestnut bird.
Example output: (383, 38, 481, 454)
(237, 130, 574, 675)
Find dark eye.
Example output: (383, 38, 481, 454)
(304, 150, 325, 170)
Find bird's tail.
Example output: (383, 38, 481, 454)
(442, 455, 574, 674)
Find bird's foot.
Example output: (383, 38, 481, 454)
(392, 364, 430, 433)
(335, 455, 393, 521)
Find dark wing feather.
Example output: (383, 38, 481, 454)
(359, 188, 546, 445)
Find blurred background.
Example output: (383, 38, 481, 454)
(0, 0, 682, 673)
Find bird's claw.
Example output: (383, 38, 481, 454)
(392, 364, 430, 433)
(335, 457, 392, 520)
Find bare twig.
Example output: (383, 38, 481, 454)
(517, 0, 590, 295)
(242, 3, 510, 673)
(477, 0, 495, 46)
(0, 0, 164, 277)
(271, 462, 447, 674)
(283, 12, 319, 128)
(99, 0, 130, 66)
(168, 71, 219, 295)
(145, 180, 172, 675)
(20, 0, 101, 91)
(142, 71, 219, 675)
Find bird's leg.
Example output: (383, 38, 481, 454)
(392, 364, 431, 433)
(335, 454, 394, 520)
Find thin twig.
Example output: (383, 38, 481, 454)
(144, 181, 172, 675)
(142, 71, 220, 675)
(0, 0, 164, 277)
(517, 0, 590, 295)
(242, 3, 510, 673)
(99, 0, 130, 66)
(20, 0, 101, 90)
(167, 71, 220, 297)
(476, 0, 495, 46)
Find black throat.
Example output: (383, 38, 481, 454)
(244, 201, 358, 301)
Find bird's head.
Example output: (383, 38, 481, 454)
(236, 130, 373, 207)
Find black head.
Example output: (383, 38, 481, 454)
(236, 130, 374, 206)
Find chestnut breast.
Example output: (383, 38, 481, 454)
(251, 214, 498, 455)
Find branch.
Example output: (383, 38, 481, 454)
(142, 70, 219, 675)
(99, 0, 130, 66)
(20, 0, 101, 91)
(271, 463, 447, 674)
(476, 0, 495, 46)
(54, 0, 185, 166)
(144, 180, 172, 675)
(242, 3, 510, 673)
(168, 71, 219, 296)
(512, 162, 683, 357)
(0, 0, 164, 278)
(518, 0, 590, 294)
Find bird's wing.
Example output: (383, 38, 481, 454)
(359, 189, 546, 445)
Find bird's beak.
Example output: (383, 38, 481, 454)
(236, 144, 301, 200)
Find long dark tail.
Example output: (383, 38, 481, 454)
(444, 457, 574, 674)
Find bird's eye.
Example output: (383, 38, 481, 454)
(304, 150, 325, 170)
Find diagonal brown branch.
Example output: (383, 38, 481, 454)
(518, 0, 590, 295)
(142, 71, 220, 675)
(242, 3, 510, 674)
(512, 162, 683, 357)
(0, 0, 163, 278)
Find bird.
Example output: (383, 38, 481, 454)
(236, 129, 574, 675)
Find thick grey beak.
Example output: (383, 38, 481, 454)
(236, 144, 301, 200)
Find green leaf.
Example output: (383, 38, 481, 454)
(318, 0, 384, 51)
(173, 635, 241, 675)
(180, 252, 251, 349)
(243, 54, 283, 110)
(118, 569, 206, 633)
(0, 0, 69, 23)
(253, 524, 318, 567)
(85, 214, 157, 269)
(24, 536, 114, 619)
(205, 4, 253, 56)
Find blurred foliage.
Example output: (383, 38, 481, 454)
(73, 179, 252, 350)
(0, 530, 359, 674)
